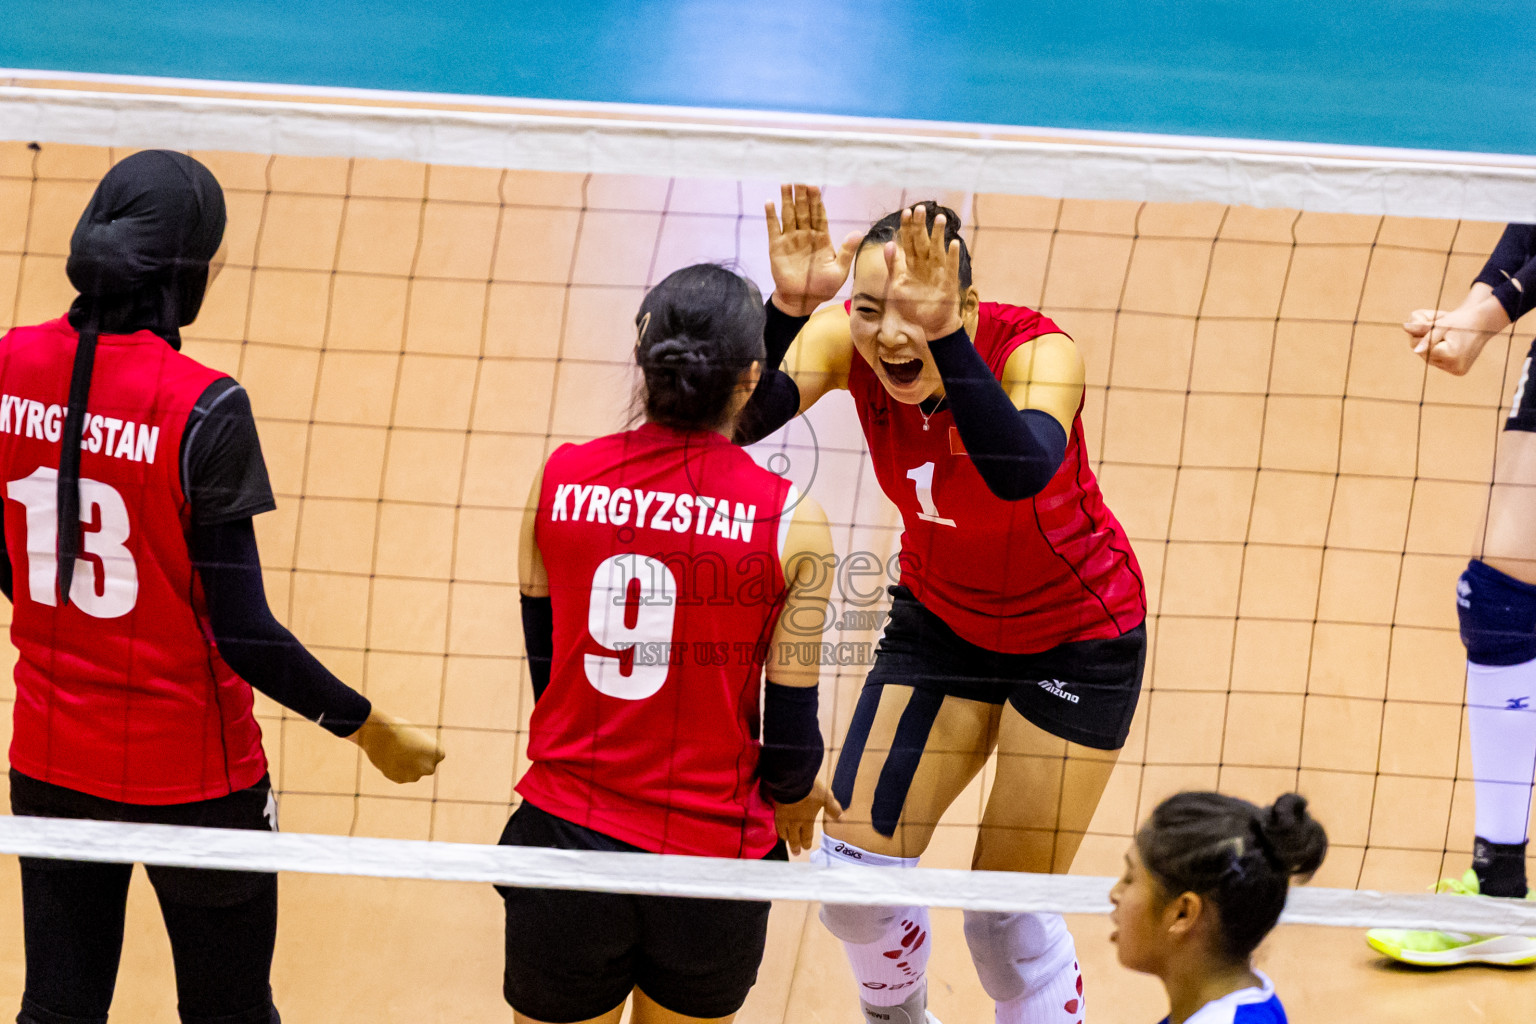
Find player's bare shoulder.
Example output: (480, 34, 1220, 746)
(785, 304, 855, 398)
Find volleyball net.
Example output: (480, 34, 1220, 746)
(2, 77, 1536, 956)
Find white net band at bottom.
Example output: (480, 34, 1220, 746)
(1, 816, 1532, 937)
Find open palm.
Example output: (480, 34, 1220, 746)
(766, 184, 860, 316)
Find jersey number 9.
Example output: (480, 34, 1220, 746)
(584, 553, 678, 700)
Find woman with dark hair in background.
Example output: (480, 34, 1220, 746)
(505, 262, 840, 1024)
(3, 150, 443, 1024)
(1110, 792, 1328, 1023)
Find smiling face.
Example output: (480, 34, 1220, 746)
(1109, 843, 1172, 975)
(848, 244, 979, 405)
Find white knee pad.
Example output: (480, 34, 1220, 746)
(813, 834, 922, 943)
(962, 910, 1076, 1002)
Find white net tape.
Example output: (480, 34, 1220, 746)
(2, 84, 1536, 221)
(3, 816, 1533, 936)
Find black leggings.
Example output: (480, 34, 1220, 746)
(18, 862, 279, 1024)
(10, 771, 281, 1024)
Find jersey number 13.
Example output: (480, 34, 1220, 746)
(7, 467, 138, 618)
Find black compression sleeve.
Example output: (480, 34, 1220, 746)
(927, 329, 1068, 500)
(758, 681, 823, 804)
(0, 503, 11, 601)
(190, 518, 372, 737)
(733, 299, 811, 446)
(521, 593, 554, 702)
(764, 298, 809, 370)
(733, 370, 802, 446)
(1474, 224, 1536, 322)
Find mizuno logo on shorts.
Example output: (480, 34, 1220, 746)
(1038, 679, 1079, 703)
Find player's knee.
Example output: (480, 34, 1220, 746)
(962, 910, 1074, 1001)
(1458, 560, 1536, 666)
(814, 835, 922, 944)
(819, 901, 905, 945)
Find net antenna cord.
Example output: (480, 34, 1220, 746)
(1, 82, 1536, 222)
(1, 816, 1533, 937)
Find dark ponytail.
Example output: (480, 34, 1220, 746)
(635, 264, 766, 431)
(1137, 791, 1328, 962)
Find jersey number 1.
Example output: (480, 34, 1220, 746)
(906, 462, 957, 527)
(6, 467, 138, 618)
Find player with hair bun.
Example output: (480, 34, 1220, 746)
(740, 186, 1145, 1024)
(506, 262, 840, 1024)
(1110, 792, 1328, 1024)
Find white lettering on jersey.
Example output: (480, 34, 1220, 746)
(550, 483, 575, 521)
(672, 493, 693, 532)
(731, 503, 756, 543)
(608, 487, 632, 525)
(543, 480, 766, 545)
(0, 394, 162, 464)
(650, 491, 676, 531)
(632, 489, 656, 525)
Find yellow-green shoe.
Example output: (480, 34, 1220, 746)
(1366, 870, 1536, 967)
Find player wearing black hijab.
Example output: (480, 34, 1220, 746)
(3, 150, 443, 1024)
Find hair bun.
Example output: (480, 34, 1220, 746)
(1256, 793, 1328, 878)
(640, 335, 708, 367)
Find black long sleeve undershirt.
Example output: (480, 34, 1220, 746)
(926, 328, 1068, 501)
(190, 517, 372, 737)
(734, 299, 808, 445)
(1475, 223, 1536, 323)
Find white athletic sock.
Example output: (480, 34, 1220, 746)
(814, 836, 930, 1011)
(1467, 661, 1536, 845)
(995, 959, 1084, 1024)
(964, 911, 1082, 1024)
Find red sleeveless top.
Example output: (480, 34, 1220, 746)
(846, 301, 1145, 654)
(2, 318, 266, 804)
(518, 423, 798, 858)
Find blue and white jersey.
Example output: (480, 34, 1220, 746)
(1158, 971, 1286, 1024)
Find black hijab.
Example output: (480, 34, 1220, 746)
(57, 150, 226, 604)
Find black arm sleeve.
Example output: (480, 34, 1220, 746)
(927, 329, 1068, 501)
(0, 502, 11, 601)
(190, 517, 372, 737)
(181, 379, 278, 525)
(758, 681, 823, 804)
(733, 299, 810, 446)
(1474, 223, 1536, 323)
(520, 593, 554, 702)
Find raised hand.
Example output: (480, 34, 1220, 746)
(883, 204, 965, 340)
(351, 709, 446, 784)
(773, 778, 843, 856)
(766, 184, 861, 316)
(1406, 287, 1511, 376)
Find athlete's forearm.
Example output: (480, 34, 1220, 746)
(758, 680, 823, 804)
(1474, 224, 1536, 323)
(927, 330, 1068, 500)
(733, 301, 810, 446)
(190, 518, 372, 736)
(764, 298, 809, 371)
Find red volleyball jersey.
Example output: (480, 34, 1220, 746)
(2, 318, 266, 804)
(517, 422, 797, 858)
(847, 301, 1145, 653)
